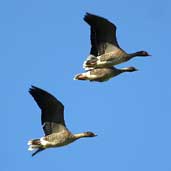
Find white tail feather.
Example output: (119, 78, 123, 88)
(28, 146, 35, 151)
(27, 139, 42, 151)
(73, 72, 90, 81)
(28, 145, 40, 151)
(83, 55, 97, 70)
(83, 66, 94, 71)
(73, 74, 79, 80)
(40, 137, 49, 146)
(27, 137, 49, 152)
(27, 140, 32, 145)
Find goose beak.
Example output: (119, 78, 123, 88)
(93, 134, 98, 137)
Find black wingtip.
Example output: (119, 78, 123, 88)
(30, 85, 38, 90)
(84, 12, 92, 21)
(31, 85, 36, 88)
(29, 85, 42, 94)
(85, 12, 91, 16)
(29, 85, 45, 99)
(85, 12, 94, 16)
(29, 85, 36, 95)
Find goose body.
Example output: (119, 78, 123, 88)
(84, 50, 128, 69)
(74, 66, 137, 82)
(28, 86, 96, 156)
(83, 13, 150, 70)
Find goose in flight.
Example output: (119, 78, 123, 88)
(83, 13, 150, 70)
(28, 86, 96, 156)
(74, 66, 137, 82)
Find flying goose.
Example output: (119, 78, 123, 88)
(83, 13, 150, 70)
(28, 86, 96, 156)
(74, 66, 137, 82)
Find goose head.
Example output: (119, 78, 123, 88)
(136, 51, 151, 56)
(120, 67, 138, 72)
(83, 131, 97, 137)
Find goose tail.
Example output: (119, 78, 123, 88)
(83, 55, 97, 70)
(28, 139, 45, 157)
(74, 73, 88, 80)
(28, 139, 42, 151)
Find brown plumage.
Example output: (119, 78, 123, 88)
(83, 13, 150, 70)
(74, 66, 138, 82)
(28, 86, 96, 156)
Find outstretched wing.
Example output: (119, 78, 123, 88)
(84, 13, 120, 56)
(29, 86, 66, 135)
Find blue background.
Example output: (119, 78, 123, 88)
(2, 0, 171, 170)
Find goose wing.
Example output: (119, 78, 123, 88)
(84, 13, 120, 56)
(29, 86, 66, 135)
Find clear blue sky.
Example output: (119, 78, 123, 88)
(2, 0, 171, 170)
